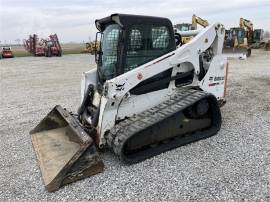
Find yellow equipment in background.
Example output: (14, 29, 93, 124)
(239, 17, 253, 45)
(223, 17, 253, 57)
(191, 14, 209, 30)
(174, 14, 209, 44)
(84, 41, 100, 55)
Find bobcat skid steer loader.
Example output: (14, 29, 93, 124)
(30, 14, 228, 192)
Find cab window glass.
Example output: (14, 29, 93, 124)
(125, 25, 170, 72)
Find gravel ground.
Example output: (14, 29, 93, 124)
(0, 50, 270, 202)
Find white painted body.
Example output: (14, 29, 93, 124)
(177, 29, 201, 36)
(81, 23, 228, 147)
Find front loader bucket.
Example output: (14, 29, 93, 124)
(30, 105, 104, 192)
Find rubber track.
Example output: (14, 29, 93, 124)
(106, 88, 221, 163)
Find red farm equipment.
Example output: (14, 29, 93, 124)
(23, 34, 62, 57)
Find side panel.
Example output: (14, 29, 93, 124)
(116, 88, 174, 120)
(97, 96, 119, 146)
(81, 68, 97, 103)
(199, 55, 228, 99)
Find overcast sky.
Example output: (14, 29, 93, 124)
(0, 0, 269, 43)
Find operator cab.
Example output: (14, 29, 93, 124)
(225, 27, 246, 46)
(95, 14, 176, 83)
(253, 29, 264, 43)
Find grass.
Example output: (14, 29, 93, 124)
(62, 47, 85, 55)
(13, 50, 32, 57)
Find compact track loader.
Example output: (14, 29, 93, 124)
(30, 14, 228, 192)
